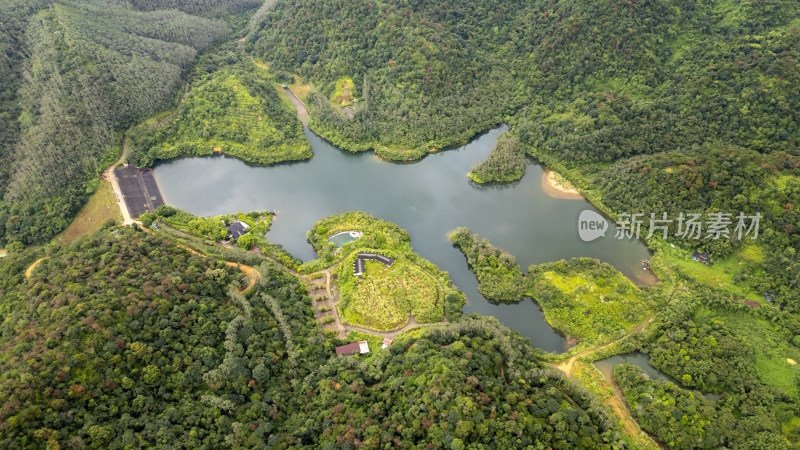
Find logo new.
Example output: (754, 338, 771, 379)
(578, 210, 609, 242)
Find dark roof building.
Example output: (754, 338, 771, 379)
(227, 220, 250, 240)
(692, 251, 712, 266)
(353, 258, 365, 276)
(335, 341, 370, 356)
(353, 252, 395, 276)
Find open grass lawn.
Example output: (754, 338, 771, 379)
(340, 258, 442, 331)
(289, 75, 314, 100)
(55, 181, 122, 245)
(708, 309, 800, 397)
(660, 242, 765, 303)
(531, 260, 655, 345)
(332, 77, 355, 106)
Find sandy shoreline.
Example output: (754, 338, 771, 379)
(541, 168, 584, 200)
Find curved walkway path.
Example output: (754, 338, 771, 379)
(303, 254, 448, 339)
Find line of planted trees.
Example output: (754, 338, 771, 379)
(0, 0, 262, 248)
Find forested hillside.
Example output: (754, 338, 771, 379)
(125, 44, 311, 167)
(0, 0, 256, 248)
(247, 0, 799, 155)
(0, 226, 625, 448)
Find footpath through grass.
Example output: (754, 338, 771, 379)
(54, 181, 122, 245)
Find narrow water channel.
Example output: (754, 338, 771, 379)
(154, 125, 656, 353)
(595, 353, 721, 401)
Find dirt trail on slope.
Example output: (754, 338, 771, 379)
(553, 313, 657, 376)
(143, 226, 260, 294)
(546, 313, 659, 449)
(176, 243, 259, 294)
(25, 257, 48, 279)
(225, 261, 259, 294)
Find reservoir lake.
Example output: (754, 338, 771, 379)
(154, 125, 656, 353)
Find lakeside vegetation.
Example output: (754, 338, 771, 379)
(144, 205, 301, 269)
(126, 49, 311, 167)
(450, 226, 800, 445)
(468, 133, 526, 184)
(449, 227, 527, 302)
(451, 228, 656, 346)
(528, 259, 657, 346)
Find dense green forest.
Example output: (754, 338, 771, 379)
(2, 0, 800, 446)
(449, 227, 527, 302)
(0, 0, 257, 248)
(247, 0, 799, 157)
(0, 226, 629, 447)
(613, 281, 800, 448)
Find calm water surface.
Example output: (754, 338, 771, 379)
(595, 353, 721, 401)
(154, 126, 655, 353)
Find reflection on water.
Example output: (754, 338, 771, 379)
(154, 125, 656, 352)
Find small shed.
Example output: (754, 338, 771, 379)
(692, 251, 712, 266)
(381, 337, 393, 349)
(335, 341, 370, 356)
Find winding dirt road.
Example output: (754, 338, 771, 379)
(25, 257, 48, 279)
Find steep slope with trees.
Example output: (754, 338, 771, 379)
(0, 225, 627, 448)
(0, 0, 256, 248)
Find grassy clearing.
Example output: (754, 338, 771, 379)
(332, 77, 355, 106)
(345, 331, 385, 361)
(54, 181, 122, 245)
(289, 75, 314, 100)
(339, 257, 442, 331)
(309, 212, 463, 330)
(708, 309, 800, 397)
(659, 242, 765, 303)
(528, 258, 656, 345)
(779, 408, 800, 443)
